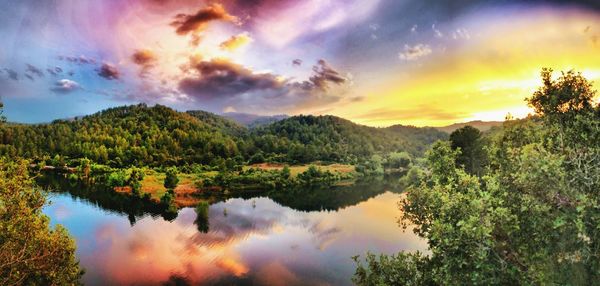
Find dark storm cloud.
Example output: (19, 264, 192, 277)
(170, 3, 238, 36)
(309, 60, 348, 90)
(178, 58, 351, 104)
(179, 59, 283, 100)
(98, 63, 120, 80)
(25, 64, 44, 78)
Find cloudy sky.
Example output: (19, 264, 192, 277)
(1, 0, 599, 126)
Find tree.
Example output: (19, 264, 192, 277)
(449, 125, 487, 175)
(128, 167, 144, 196)
(164, 167, 179, 190)
(0, 101, 5, 124)
(78, 158, 91, 179)
(528, 68, 596, 122)
(281, 165, 291, 180)
(355, 69, 600, 285)
(0, 159, 83, 285)
(384, 152, 412, 170)
(194, 201, 210, 233)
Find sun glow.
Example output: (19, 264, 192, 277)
(339, 7, 600, 127)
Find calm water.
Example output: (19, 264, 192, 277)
(42, 180, 427, 285)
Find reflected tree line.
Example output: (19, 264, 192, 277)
(37, 172, 402, 231)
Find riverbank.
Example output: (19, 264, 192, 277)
(36, 163, 358, 208)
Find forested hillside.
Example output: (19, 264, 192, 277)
(0, 104, 240, 167)
(242, 115, 447, 164)
(186, 110, 246, 136)
(0, 105, 446, 167)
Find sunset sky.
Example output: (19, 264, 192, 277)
(1, 0, 599, 126)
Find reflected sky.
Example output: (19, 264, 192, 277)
(44, 192, 426, 285)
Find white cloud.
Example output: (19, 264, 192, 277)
(432, 24, 443, 38)
(399, 44, 432, 61)
(50, 79, 80, 94)
(452, 28, 471, 40)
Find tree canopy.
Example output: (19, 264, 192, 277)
(0, 159, 83, 285)
(354, 69, 600, 285)
(0, 105, 446, 168)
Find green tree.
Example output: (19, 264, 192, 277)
(78, 158, 91, 179)
(164, 167, 179, 190)
(0, 101, 5, 123)
(354, 69, 600, 285)
(281, 165, 291, 180)
(128, 167, 144, 196)
(0, 159, 83, 285)
(106, 170, 127, 188)
(528, 68, 596, 122)
(194, 201, 210, 233)
(449, 125, 487, 175)
(384, 151, 412, 170)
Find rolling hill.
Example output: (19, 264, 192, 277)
(0, 104, 448, 166)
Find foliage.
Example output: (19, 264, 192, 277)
(296, 165, 339, 186)
(243, 115, 447, 164)
(0, 101, 5, 123)
(449, 125, 488, 176)
(203, 164, 350, 191)
(194, 201, 210, 233)
(164, 167, 179, 190)
(384, 151, 412, 170)
(0, 104, 239, 167)
(185, 110, 246, 136)
(0, 159, 83, 285)
(106, 170, 128, 188)
(353, 252, 433, 286)
(128, 167, 144, 196)
(528, 68, 596, 121)
(354, 69, 600, 285)
(356, 155, 384, 176)
(160, 191, 174, 206)
(0, 104, 446, 170)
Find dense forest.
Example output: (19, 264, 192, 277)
(354, 69, 600, 285)
(0, 104, 446, 167)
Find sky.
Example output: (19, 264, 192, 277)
(0, 0, 599, 127)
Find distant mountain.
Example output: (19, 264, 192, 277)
(221, 112, 288, 128)
(435, 120, 503, 133)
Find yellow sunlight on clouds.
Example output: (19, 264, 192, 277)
(344, 8, 600, 127)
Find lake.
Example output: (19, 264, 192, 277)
(42, 179, 427, 285)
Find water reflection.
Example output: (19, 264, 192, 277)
(44, 184, 427, 285)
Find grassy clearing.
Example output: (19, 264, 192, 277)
(139, 164, 355, 200)
(141, 170, 201, 199)
(245, 163, 355, 177)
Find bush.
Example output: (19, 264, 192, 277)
(164, 167, 179, 190)
(106, 170, 127, 188)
